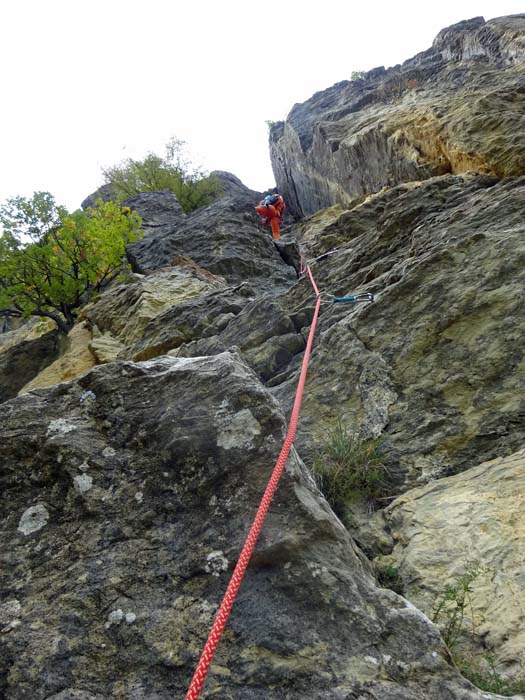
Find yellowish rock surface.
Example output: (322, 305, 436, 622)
(0, 318, 55, 354)
(19, 323, 95, 394)
(83, 266, 225, 352)
(380, 448, 525, 675)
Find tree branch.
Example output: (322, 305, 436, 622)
(0, 308, 23, 318)
(31, 308, 71, 335)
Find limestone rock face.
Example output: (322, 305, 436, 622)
(19, 323, 96, 394)
(270, 15, 525, 217)
(83, 264, 227, 362)
(2, 15, 525, 700)
(376, 448, 525, 676)
(127, 282, 258, 361)
(170, 293, 308, 383)
(271, 175, 525, 483)
(76, 174, 525, 487)
(75, 173, 494, 508)
(0, 330, 60, 402)
(0, 353, 489, 699)
(123, 190, 186, 229)
(125, 173, 296, 291)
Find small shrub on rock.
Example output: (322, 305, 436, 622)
(432, 566, 525, 696)
(457, 654, 525, 696)
(311, 418, 389, 515)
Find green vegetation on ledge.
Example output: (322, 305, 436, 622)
(431, 566, 525, 696)
(311, 418, 389, 517)
(102, 137, 222, 213)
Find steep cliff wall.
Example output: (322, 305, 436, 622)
(2, 170, 524, 697)
(2, 16, 525, 700)
(270, 15, 525, 217)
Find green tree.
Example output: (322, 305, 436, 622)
(0, 191, 68, 243)
(0, 192, 143, 334)
(102, 137, 222, 213)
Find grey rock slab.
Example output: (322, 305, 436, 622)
(125, 173, 297, 292)
(0, 330, 60, 404)
(272, 175, 525, 484)
(0, 353, 485, 699)
(123, 190, 186, 230)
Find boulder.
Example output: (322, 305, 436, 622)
(0, 353, 491, 699)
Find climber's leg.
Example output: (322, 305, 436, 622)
(270, 216, 281, 240)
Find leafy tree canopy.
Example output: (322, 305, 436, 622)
(102, 137, 222, 213)
(0, 192, 143, 334)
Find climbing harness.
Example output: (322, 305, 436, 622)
(184, 248, 374, 700)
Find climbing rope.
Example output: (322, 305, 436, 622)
(184, 264, 321, 700)
(184, 249, 373, 699)
(296, 250, 374, 310)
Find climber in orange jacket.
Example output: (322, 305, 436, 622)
(255, 189, 285, 240)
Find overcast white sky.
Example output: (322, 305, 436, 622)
(0, 1, 523, 210)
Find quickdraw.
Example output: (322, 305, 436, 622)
(321, 291, 374, 304)
(300, 248, 340, 271)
